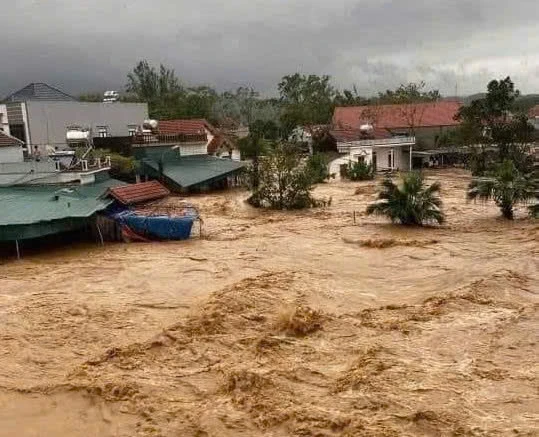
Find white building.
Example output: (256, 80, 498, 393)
(0, 131, 24, 163)
(328, 128, 415, 178)
(3, 83, 148, 155)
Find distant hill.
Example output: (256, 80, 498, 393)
(444, 93, 539, 113)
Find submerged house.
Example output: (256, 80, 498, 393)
(132, 119, 245, 192)
(330, 101, 461, 174)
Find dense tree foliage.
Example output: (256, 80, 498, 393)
(468, 160, 536, 219)
(377, 81, 441, 104)
(248, 143, 323, 209)
(455, 77, 534, 175)
(367, 172, 445, 225)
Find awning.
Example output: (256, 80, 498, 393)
(141, 155, 246, 189)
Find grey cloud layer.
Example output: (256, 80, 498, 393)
(1, 0, 538, 96)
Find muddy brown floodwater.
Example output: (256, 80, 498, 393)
(0, 169, 537, 436)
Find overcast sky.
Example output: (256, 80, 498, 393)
(2, 0, 538, 98)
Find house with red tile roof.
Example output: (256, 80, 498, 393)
(327, 101, 462, 176)
(156, 118, 240, 160)
(333, 101, 461, 148)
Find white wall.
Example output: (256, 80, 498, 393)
(330, 145, 411, 177)
(179, 143, 208, 156)
(26, 101, 149, 148)
(0, 146, 24, 163)
(0, 104, 10, 135)
(373, 147, 410, 171)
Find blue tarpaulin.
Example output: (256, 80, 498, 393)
(109, 208, 198, 241)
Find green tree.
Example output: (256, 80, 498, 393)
(278, 74, 336, 135)
(78, 93, 104, 102)
(334, 86, 369, 106)
(367, 172, 445, 225)
(306, 153, 331, 183)
(377, 81, 441, 104)
(249, 143, 320, 209)
(238, 120, 279, 193)
(455, 77, 534, 175)
(467, 160, 536, 220)
(184, 86, 218, 119)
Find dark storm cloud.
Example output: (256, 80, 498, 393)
(1, 0, 538, 97)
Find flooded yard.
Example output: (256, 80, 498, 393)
(0, 169, 537, 436)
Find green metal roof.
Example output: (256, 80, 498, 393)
(0, 179, 124, 226)
(142, 155, 245, 188)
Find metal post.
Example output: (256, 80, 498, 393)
(15, 240, 21, 260)
(96, 222, 104, 246)
(410, 144, 413, 171)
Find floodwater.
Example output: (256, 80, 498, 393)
(0, 169, 537, 436)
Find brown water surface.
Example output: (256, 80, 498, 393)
(0, 169, 537, 436)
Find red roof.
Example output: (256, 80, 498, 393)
(109, 181, 170, 205)
(333, 101, 461, 130)
(0, 131, 24, 148)
(529, 105, 539, 118)
(330, 127, 391, 143)
(158, 119, 215, 135)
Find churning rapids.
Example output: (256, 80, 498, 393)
(0, 169, 537, 436)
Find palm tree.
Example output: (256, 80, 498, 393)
(467, 160, 536, 219)
(367, 172, 444, 225)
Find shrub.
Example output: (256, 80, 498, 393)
(366, 172, 445, 225)
(344, 160, 374, 181)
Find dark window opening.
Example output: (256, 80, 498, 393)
(9, 125, 26, 143)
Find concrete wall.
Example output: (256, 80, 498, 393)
(388, 126, 457, 149)
(25, 101, 148, 148)
(0, 146, 24, 163)
(0, 104, 10, 135)
(373, 147, 410, 171)
(0, 161, 57, 185)
(330, 145, 410, 178)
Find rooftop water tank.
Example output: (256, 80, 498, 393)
(143, 119, 158, 129)
(359, 124, 374, 132)
(66, 130, 90, 142)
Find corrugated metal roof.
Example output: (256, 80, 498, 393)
(3, 83, 77, 102)
(0, 179, 124, 226)
(0, 131, 24, 148)
(333, 101, 461, 130)
(109, 181, 170, 205)
(142, 155, 245, 188)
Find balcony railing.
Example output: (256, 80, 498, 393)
(131, 133, 207, 145)
(338, 136, 415, 153)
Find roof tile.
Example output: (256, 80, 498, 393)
(109, 181, 170, 205)
(158, 119, 215, 135)
(0, 131, 25, 148)
(333, 101, 461, 130)
(3, 83, 76, 102)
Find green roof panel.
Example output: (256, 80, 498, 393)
(141, 155, 245, 188)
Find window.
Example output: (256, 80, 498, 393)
(128, 125, 137, 136)
(388, 152, 392, 168)
(97, 126, 109, 138)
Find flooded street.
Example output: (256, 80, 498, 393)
(0, 169, 537, 436)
